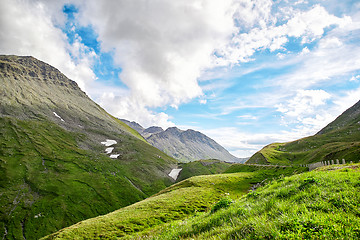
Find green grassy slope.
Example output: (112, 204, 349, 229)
(248, 101, 360, 165)
(42, 166, 305, 239)
(143, 164, 360, 239)
(0, 55, 180, 239)
(0, 117, 176, 239)
(176, 159, 232, 182)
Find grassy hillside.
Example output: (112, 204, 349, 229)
(140, 164, 360, 239)
(42, 165, 305, 239)
(0, 117, 176, 240)
(0, 55, 180, 239)
(176, 159, 232, 182)
(248, 119, 360, 165)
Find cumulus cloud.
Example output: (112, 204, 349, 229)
(276, 89, 331, 118)
(0, 0, 96, 91)
(217, 5, 351, 65)
(77, 0, 236, 109)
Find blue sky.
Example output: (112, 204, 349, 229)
(1, 0, 360, 157)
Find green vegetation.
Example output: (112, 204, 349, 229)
(176, 159, 231, 182)
(142, 164, 360, 239)
(0, 117, 176, 240)
(248, 123, 360, 165)
(43, 165, 304, 239)
(211, 196, 233, 213)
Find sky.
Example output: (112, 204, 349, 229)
(1, 0, 360, 158)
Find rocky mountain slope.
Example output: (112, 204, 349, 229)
(120, 119, 245, 163)
(247, 100, 360, 165)
(0, 55, 178, 239)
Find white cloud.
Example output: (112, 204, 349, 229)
(97, 92, 175, 129)
(237, 115, 257, 120)
(199, 99, 207, 105)
(350, 75, 360, 82)
(0, 0, 96, 91)
(72, 0, 243, 126)
(78, 0, 236, 108)
(276, 89, 331, 118)
(216, 5, 351, 66)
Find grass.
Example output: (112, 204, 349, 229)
(42, 165, 305, 239)
(176, 159, 232, 182)
(0, 116, 176, 240)
(142, 164, 360, 239)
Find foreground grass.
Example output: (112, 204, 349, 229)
(144, 164, 360, 239)
(43, 166, 304, 239)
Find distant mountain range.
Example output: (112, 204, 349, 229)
(120, 119, 247, 163)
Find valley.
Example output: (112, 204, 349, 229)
(1, 55, 360, 240)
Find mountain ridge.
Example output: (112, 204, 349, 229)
(120, 119, 246, 163)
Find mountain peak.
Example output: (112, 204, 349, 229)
(0, 55, 79, 90)
(165, 126, 183, 134)
(119, 119, 242, 163)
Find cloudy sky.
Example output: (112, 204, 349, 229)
(1, 0, 360, 158)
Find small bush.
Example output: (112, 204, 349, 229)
(211, 197, 233, 213)
(247, 190, 259, 199)
(299, 177, 318, 190)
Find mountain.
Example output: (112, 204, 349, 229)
(146, 127, 241, 162)
(247, 100, 360, 165)
(120, 120, 245, 163)
(0, 55, 178, 239)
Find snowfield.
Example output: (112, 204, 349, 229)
(53, 112, 65, 122)
(101, 139, 117, 146)
(101, 140, 120, 159)
(105, 147, 114, 154)
(168, 168, 182, 180)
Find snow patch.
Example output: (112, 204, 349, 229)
(105, 147, 114, 154)
(110, 154, 120, 159)
(53, 112, 64, 122)
(101, 139, 117, 146)
(169, 168, 182, 180)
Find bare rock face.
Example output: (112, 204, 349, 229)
(0, 55, 142, 140)
(120, 120, 245, 163)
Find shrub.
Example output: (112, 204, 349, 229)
(211, 197, 233, 213)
